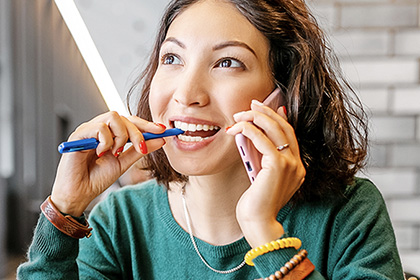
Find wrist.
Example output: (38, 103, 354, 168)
(41, 196, 92, 238)
(50, 193, 90, 217)
(240, 219, 285, 248)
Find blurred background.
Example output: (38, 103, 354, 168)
(0, 0, 419, 278)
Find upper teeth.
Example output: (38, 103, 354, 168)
(174, 121, 220, 132)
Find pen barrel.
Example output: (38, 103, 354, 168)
(57, 128, 184, 154)
(58, 138, 99, 153)
(143, 128, 184, 140)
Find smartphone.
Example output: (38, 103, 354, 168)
(235, 88, 284, 182)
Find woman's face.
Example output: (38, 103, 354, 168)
(149, 0, 274, 177)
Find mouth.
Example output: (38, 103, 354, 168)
(173, 120, 221, 142)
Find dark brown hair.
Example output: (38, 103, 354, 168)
(127, 0, 368, 203)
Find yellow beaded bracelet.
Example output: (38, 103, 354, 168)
(245, 237, 302, 266)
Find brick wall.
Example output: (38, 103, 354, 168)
(308, 0, 420, 275)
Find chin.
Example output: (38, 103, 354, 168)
(166, 153, 240, 179)
(169, 158, 216, 177)
(162, 136, 241, 176)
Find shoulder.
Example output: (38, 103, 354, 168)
(341, 177, 386, 208)
(288, 177, 388, 233)
(326, 179, 403, 277)
(345, 177, 382, 196)
(332, 177, 392, 237)
(295, 177, 384, 213)
(314, 177, 388, 219)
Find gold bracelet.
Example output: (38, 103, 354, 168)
(245, 237, 302, 266)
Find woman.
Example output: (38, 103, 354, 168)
(18, 0, 404, 279)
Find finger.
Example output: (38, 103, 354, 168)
(251, 103, 299, 156)
(120, 117, 144, 154)
(238, 102, 295, 142)
(118, 138, 166, 172)
(231, 109, 298, 156)
(250, 100, 288, 124)
(69, 122, 115, 157)
(126, 116, 167, 134)
(277, 106, 288, 120)
(251, 99, 288, 121)
(125, 116, 167, 154)
(227, 121, 284, 157)
(102, 112, 129, 155)
(84, 111, 131, 156)
(250, 101, 290, 129)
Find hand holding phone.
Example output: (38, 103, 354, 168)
(235, 88, 284, 182)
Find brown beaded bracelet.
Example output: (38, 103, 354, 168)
(256, 249, 315, 280)
(40, 196, 92, 239)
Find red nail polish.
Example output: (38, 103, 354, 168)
(282, 106, 287, 116)
(139, 140, 148, 154)
(114, 147, 124, 157)
(225, 125, 233, 132)
(98, 152, 106, 158)
(155, 123, 167, 129)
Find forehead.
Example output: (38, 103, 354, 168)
(166, 0, 269, 53)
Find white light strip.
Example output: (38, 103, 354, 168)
(54, 0, 129, 116)
(0, 0, 14, 178)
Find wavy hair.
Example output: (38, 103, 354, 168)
(127, 0, 368, 203)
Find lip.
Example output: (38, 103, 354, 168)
(168, 116, 222, 151)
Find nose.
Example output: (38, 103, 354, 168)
(172, 67, 210, 107)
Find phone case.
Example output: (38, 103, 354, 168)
(235, 88, 284, 182)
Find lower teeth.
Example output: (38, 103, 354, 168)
(178, 134, 210, 142)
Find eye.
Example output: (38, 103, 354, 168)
(161, 54, 182, 65)
(216, 58, 244, 68)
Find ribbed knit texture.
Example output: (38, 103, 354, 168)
(18, 178, 404, 279)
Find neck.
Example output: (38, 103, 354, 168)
(168, 163, 250, 246)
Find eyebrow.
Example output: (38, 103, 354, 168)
(162, 37, 186, 49)
(213, 41, 257, 57)
(162, 37, 257, 57)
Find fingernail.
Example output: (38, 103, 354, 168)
(114, 147, 124, 157)
(252, 99, 264, 106)
(155, 123, 166, 129)
(225, 125, 233, 132)
(282, 106, 287, 116)
(98, 152, 106, 158)
(139, 140, 148, 154)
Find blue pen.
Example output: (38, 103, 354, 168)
(58, 128, 184, 153)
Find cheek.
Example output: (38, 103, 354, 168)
(220, 85, 270, 115)
(148, 94, 159, 122)
(225, 96, 251, 116)
(224, 73, 272, 107)
(149, 75, 171, 121)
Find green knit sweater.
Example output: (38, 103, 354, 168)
(18, 178, 404, 279)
